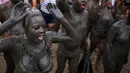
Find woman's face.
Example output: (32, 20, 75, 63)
(26, 15, 47, 43)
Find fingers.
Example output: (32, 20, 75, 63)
(47, 3, 52, 10)
(17, 11, 23, 16)
(47, 3, 57, 10)
(47, 3, 53, 14)
(53, 3, 57, 9)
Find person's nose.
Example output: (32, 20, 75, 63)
(39, 27, 44, 33)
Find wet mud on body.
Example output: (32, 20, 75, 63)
(0, 44, 130, 73)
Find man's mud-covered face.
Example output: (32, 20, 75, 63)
(78, 0, 87, 9)
(73, 0, 87, 12)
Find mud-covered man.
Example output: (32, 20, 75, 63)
(55, 0, 89, 73)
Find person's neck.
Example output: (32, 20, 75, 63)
(73, 8, 84, 14)
(26, 38, 41, 46)
(26, 38, 46, 54)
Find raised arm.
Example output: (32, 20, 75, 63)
(0, 12, 28, 36)
(47, 3, 77, 37)
(46, 3, 77, 43)
(56, 0, 70, 12)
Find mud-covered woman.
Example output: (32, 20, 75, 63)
(103, 1, 130, 73)
(55, 0, 88, 73)
(0, 2, 77, 73)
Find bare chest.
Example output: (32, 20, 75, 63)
(64, 12, 84, 28)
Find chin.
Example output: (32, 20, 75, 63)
(38, 39, 43, 43)
(34, 39, 43, 44)
(79, 9, 85, 12)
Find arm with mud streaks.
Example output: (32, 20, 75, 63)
(0, 12, 28, 36)
(46, 4, 78, 43)
(0, 36, 20, 52)
(47, 3, 77, 39)
(46, 31, 73, 43)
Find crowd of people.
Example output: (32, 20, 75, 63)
(0, 0, 130, 73)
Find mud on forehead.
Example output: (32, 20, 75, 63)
(24, 9, 46, 28)
(30, 14, 45, 25)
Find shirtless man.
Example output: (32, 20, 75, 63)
(87, 0, 115, 72)
(54, 0, 88, 73)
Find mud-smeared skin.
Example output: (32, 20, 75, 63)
(2, 2, 30, 73)
(86, 1, 115, 72)
(0, 3, 77, 73)
(4, 23, 25, 73)
(86, 0, 100, 37)
(0, 1, 27, 73)
(90, 7, 115, 52)
(103, 19, 130, 73)
(55, 0, 88, 73)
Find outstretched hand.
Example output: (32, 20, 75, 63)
(46, 3, 64, 20)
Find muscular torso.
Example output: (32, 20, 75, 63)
(58, 7, 88, 57)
